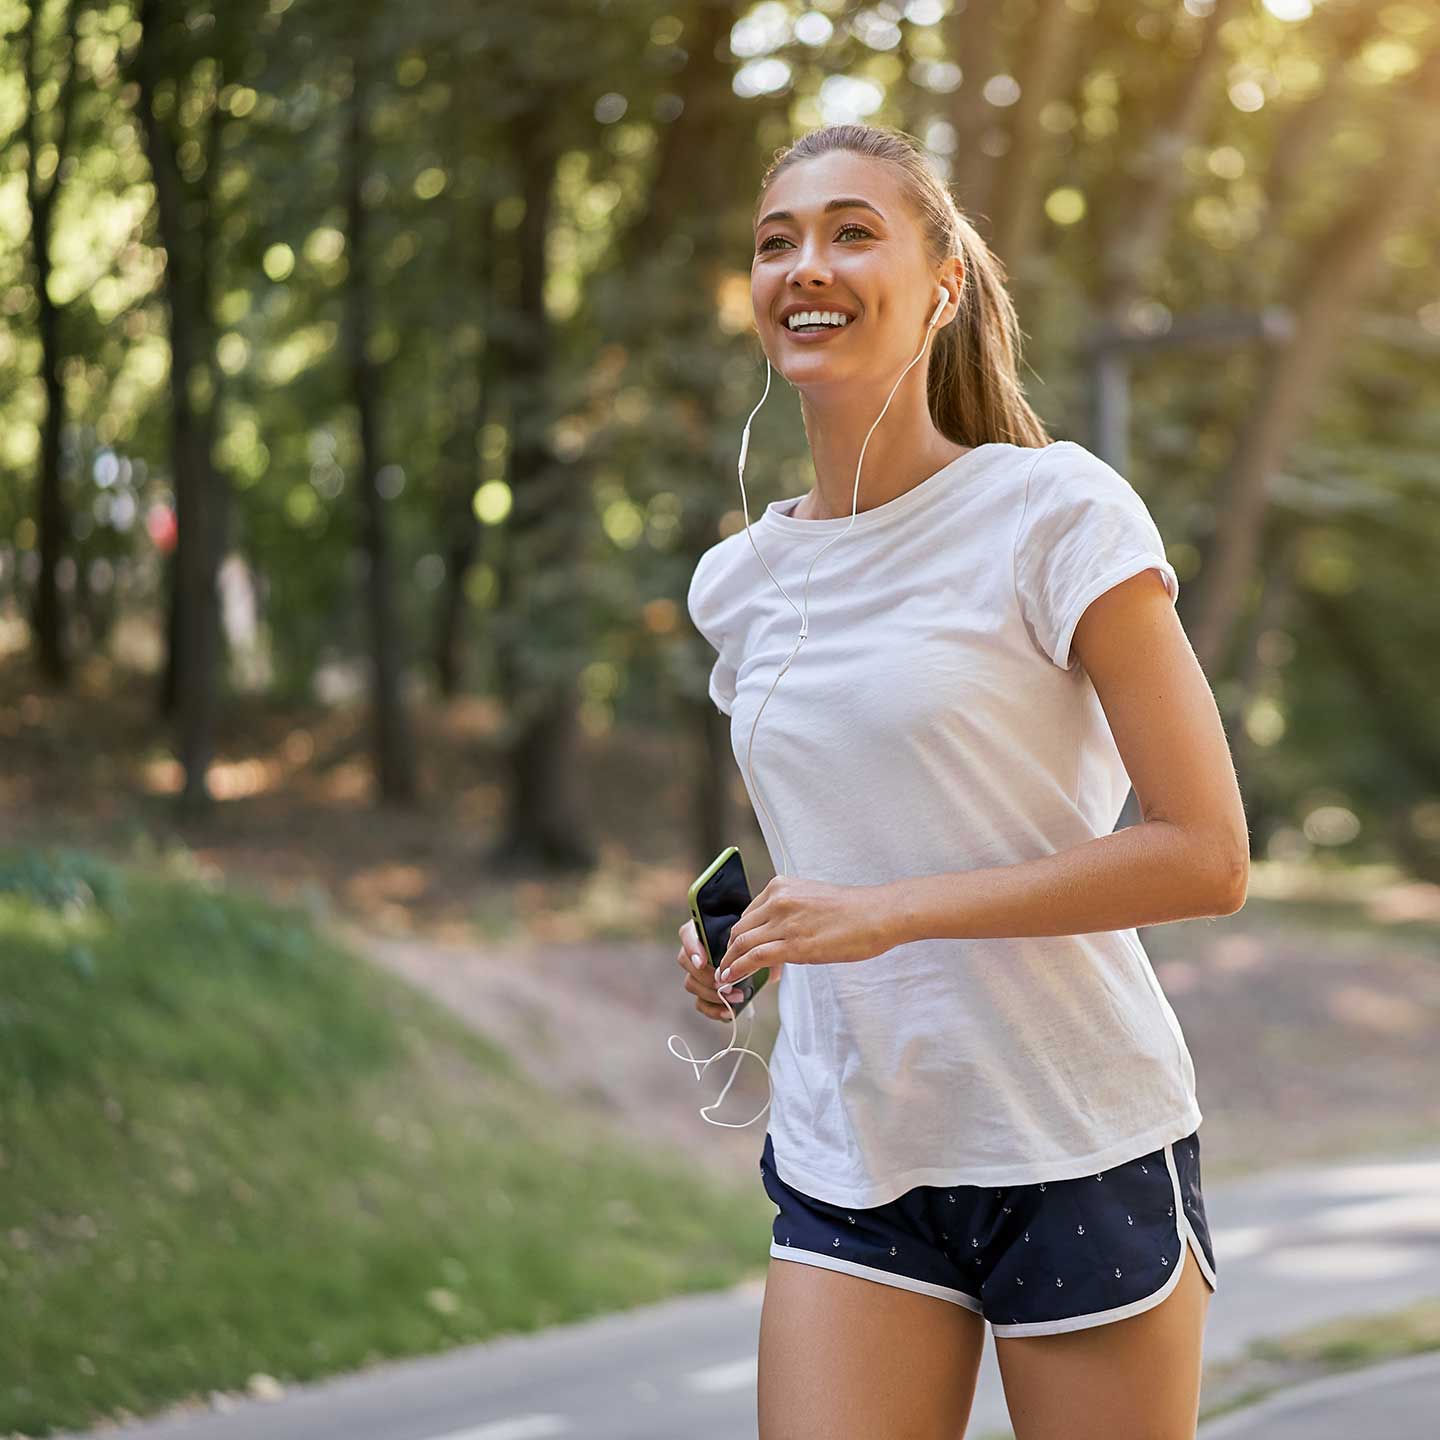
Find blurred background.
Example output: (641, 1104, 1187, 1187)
(2, 0, 1440, 1436)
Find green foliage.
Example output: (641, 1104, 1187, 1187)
(0, 843, 128, 916)
(0, 845, 772, 1434)
(1, 0, 1439, 852)
(0, 843, 401, 1103)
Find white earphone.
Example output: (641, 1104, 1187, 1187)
(667, 282, 953, 1129)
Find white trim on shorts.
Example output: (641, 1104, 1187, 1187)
(991, 1137, 1218, 1338)
(767, 1137, 1217, 1337)
(768, 1240, 985, 1314)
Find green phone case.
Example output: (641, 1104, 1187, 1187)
(688, 845, 770, 1010)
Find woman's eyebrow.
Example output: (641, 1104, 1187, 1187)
(755, 197, 886, 230)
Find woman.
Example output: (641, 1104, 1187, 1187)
(677, 124, 1246, 1440)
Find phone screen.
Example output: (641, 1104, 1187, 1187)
(690, 848, 770, 1014)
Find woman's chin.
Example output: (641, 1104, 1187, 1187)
(781, 357, 871, 390)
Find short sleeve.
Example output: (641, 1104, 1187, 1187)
(1013, 442, 1179, 671)
(686, 547, 738, 715)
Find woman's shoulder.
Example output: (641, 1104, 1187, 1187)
(687, 526, 756, 627)
(1016, 439, 1156, 516)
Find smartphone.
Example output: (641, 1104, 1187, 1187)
(687, 846, 770, 1017)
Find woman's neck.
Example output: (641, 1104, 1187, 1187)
(794, 383, 969, 520)
(791, 436, 973, 519)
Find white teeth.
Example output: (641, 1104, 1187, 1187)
(786, 310, 853, 330)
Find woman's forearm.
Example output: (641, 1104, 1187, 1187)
(879, 820, 1247, 948)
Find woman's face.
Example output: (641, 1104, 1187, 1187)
(751, 150, 944, 392)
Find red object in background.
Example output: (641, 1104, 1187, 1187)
(147, 504, 177, 552)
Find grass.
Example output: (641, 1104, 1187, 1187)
(0, 844, 775, 1438)
(1194, 1296, 1440, 1427)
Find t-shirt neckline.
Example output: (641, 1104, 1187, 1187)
(758, 443, 1002, 536)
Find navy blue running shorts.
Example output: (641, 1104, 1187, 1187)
(759, 1128, 1218, 1336)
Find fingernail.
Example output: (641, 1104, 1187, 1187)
(691, 952, 704, 968)
(719, 967, 732, 982)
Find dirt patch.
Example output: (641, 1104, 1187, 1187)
(342, 897, 1440, 1192)
(344, 923, 778, 1187)
(1142, 901, 1440, 1181)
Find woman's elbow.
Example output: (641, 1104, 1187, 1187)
(1215, 845, 1250, 915)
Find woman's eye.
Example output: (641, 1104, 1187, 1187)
(758, 223, 873, 252)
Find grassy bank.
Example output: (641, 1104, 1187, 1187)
(0, 845, 774, 1437)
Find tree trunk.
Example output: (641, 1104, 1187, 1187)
(486, 101, 595, 874)
(135, 0, 223, 812)
(431, 65, 493, 698)
(433, 425, 483, 699)
(344, 44, 417, 806)
(21, 0, 81, 688)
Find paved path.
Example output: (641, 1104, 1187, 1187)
(1196, 1349, 1440, 1438)
(55, 1140, 1440, 1440)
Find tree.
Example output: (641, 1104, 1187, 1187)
(128, 0, 242, 810)
(20, 0, 83, 686)
(341, 13, 417, 805)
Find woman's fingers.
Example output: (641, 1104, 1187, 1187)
(676, 942, 743, 1015)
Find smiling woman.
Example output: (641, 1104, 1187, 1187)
(747, 136, 1050, 525)
(679, 122, 1238, 1440)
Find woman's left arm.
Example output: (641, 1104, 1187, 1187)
(883, 568, 1249, 946)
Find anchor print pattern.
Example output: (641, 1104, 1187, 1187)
(759, 1133, 1211, 1332)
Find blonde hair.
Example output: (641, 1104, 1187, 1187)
(755, 123, 1052, 449)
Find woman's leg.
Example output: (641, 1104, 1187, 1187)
(757, 1255, 987, 1440)
(994, 1239, 1213, 1440)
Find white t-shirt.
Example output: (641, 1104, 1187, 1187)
(685, 438, 1203, 1209)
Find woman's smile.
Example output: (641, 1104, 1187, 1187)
(783, 315, 859, 344)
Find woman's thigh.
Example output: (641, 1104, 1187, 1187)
(994, 1240, 1212, 1440)
(758, 1254, 987, 1440)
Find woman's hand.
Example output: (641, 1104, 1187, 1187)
(676, 918, 748, 1022)
(714, 875, 897, 987)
